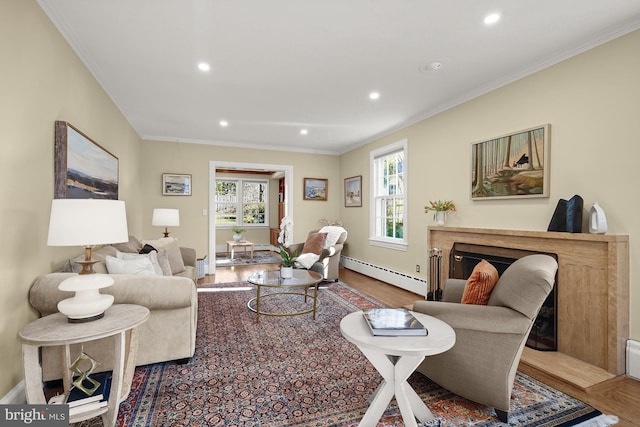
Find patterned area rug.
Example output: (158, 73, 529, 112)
(215, 251, 282, 266)
(77, 283, 614, 427)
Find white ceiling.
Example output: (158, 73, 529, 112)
(38, 0, 640, 155)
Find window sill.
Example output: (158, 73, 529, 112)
(368, 238, 408, 251)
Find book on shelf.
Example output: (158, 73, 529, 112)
(362, 308, 428, 336)
(66, 371, 112, 408)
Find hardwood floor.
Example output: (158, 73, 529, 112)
(203, 261, 640, 426)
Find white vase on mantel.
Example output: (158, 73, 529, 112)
(588, 202, 607, 234)
(435, 211, 447, 226)
(281, 266, 293, 279)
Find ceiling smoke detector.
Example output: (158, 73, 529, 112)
(419, 61, 444, 74)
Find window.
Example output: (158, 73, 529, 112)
(370, 140, 407, 250)
(215, 179, 268, 226)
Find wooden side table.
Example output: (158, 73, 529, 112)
(19, 304, 150, 427)
(340, 311, 455, 427)
(226, 240, 254, 260)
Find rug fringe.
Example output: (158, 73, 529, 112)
(574, 414, 619, 427)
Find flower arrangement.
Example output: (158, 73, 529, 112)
(424, 200, 456, 213)
(278, 216, 293, 248)
(279, 245, 298, 267)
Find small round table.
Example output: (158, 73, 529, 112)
(247, 269, 323, 323)
(340, 310, 456, 427)
(19, 304, 150, 427)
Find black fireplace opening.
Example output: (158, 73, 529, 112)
(449, 243, 558, 351)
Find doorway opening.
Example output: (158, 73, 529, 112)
(208, 161, 293, 275)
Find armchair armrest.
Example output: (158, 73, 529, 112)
(442, 279, 466, 303)
(412, 300, 532, 334)
(180, 247, 197, 268)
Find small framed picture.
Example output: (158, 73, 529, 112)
(162, 173, 192, 196)
(303, 178, 328, 201)
(344, 175, 362, 207)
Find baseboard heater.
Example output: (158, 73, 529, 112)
(341, 256, 427, 296)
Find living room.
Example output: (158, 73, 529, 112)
(2, 1, 639, 424)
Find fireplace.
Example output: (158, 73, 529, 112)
(449, 243, 558, 351)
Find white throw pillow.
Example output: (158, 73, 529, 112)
(117, 251, 163, 276)
(105, 255, 157, 276)
(295, 253, 320, 269)
(141, 237, 185, 274)
(318, 226, 347, 248)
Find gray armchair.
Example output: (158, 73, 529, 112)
(412, 254, 558, 423)
(287, 227, 347, 281)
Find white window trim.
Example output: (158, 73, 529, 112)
(215, 178, 269, 228)
(369, 139, 408, 251)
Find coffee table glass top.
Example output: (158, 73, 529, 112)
(247, 269, 322, 288)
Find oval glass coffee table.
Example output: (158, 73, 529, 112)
(247, 269, 323, 323)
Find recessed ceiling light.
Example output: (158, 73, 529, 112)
(484, 13, 501, 25)
(369, 92, 380, 100)
(300, 129, 308, 135)
(219, 120, 228, 127)
(198, 62, 211, 72)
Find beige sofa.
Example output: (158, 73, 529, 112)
(29, 236, 198, 381)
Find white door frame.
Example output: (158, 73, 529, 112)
(208, 161, 293, 274)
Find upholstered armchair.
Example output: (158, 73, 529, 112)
(287, 226, 347, 281)
(412, 254, 558, 423)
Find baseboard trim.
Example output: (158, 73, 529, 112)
(0, 380, 25, 404)
(341, 256, 427, 296)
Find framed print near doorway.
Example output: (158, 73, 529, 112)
(162, 173, 192, 196)
(303, 178, 328, 201)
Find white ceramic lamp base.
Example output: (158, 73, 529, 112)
(57, 274, 115, 323)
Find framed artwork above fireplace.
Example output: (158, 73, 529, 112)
(471, 124, 550, 200)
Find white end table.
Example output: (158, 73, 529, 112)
(19, 304, 150, 427)
(340, 310, 455, 427)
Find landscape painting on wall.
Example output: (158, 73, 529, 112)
(471, 124, 550, 200)
(303, 178, 328, 201)
(54, 121, 118, 199)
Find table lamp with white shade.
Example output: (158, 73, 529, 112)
(47, 199, 129, 322)
(152, 208, 179, 237)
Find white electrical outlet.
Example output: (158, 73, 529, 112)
(202, 209, 207, 216)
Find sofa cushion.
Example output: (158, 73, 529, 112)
(112, 235, 143, 253)
(105, 255, 157, 276)
(155, 249, 173, 276)
(461, 260, 499, 305)
(117, 250, 163, 276)
(142, 237, 185, 274)
(301, 232, 328, 255)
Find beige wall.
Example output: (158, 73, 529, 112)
(139, 141, 342, 256)
(340, 29, 640, 340)
(0, 1, 142, 397)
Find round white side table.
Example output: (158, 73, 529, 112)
(19, 304, 150, 427)
(340, 310, 456, 427)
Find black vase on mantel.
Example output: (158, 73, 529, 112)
(547, 194, 583, 233)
